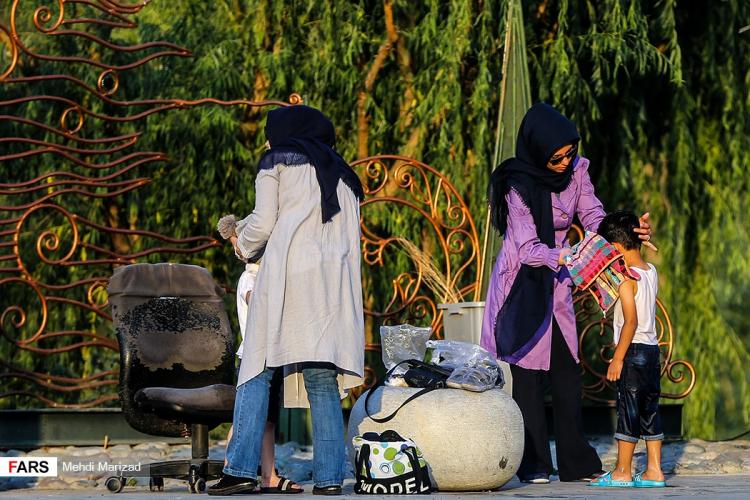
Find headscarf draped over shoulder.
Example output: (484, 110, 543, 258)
(487, 103, 582, 363)
(259, 105, 364, 223)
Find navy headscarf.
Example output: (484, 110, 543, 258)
(259, 105, 364, 223)
(487, 103, 580, 362)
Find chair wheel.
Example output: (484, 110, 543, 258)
(194, 478, 206, 493)
(149, 477, 164, 492)
(105, 476, 124, 493)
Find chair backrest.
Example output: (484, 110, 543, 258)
(108, 263, 235, 436)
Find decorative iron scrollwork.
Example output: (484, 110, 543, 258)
(352, 155, 481, 336)
(570, 226, 695, 402)
(0, 2, 694, 410)
(0, 0, 299, 408)
(348, 155, 481, 398)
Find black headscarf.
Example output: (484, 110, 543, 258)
(259, 105, 364, 223)
(487, 102, 580, 362)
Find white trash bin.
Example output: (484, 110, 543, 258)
(438, 301, 485, 344)
(438, 301, 513, 395)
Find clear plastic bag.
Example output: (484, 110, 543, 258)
(379, 324, 432, 377)
(425, 339, 503, 392)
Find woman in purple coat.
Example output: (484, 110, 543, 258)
(481, 103, 652, 483)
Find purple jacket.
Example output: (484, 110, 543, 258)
(480, 157, 605, 370)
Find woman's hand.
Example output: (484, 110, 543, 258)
(634, 212, 658, 252)
(557, 247, 572, 266)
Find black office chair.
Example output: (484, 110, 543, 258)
(107, 263, 237, 494)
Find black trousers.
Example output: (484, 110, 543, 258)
(615, 343, 663, 442)
(509, 321, 602, 481)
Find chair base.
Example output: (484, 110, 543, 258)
(105, 459, 225, 494)
(104, 423, 224, 494)
(148, 458, 225, 493)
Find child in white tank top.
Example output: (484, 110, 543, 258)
(612, 262, 659, 346)
(216, 215, 302, 493)
(591, 210, 665, 489)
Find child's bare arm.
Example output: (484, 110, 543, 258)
(607, 279, 638, 382)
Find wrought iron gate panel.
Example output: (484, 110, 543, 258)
(0, 1, 693, 410)
(0, 0, 298, 409)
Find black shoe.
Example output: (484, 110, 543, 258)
(207, 473, 258, 496)
(312, 485, 342, 495)
(519, 473, 550, 484)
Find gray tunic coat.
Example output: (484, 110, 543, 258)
(235, 161, 365, 407)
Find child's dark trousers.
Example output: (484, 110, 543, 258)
(615, 343, 664, 442)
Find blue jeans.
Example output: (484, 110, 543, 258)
(615, 343, 663, 443)
(224, 364, 344, 487)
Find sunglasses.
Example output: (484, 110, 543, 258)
(548, 144, 578, 166)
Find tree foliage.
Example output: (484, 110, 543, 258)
(523, 0, 750, 438)
(1, 0, 748, 438)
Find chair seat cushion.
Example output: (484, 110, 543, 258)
(134, 384, 236, 422)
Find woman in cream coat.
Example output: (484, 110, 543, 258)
(209, 105, 365, 496)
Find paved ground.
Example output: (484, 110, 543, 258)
(3, 437, 749, 491)
(0, 475, 748, 499)
(3, 439, 749, 498)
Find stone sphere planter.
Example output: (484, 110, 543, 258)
(347, 386, 524, 491)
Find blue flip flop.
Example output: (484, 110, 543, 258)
(588, 471, 634, 488)
(633, 471, 666, 488)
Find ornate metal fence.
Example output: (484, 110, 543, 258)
(350, 155, 481, 394)
(567, 227, 696, 402)
(347, 158, 695, 402)
(1, 1, 694, 411)
(0, 0, 298, 409)
(576, 290, 696, 402)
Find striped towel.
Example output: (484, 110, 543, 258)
(564, 231, 640, 314)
